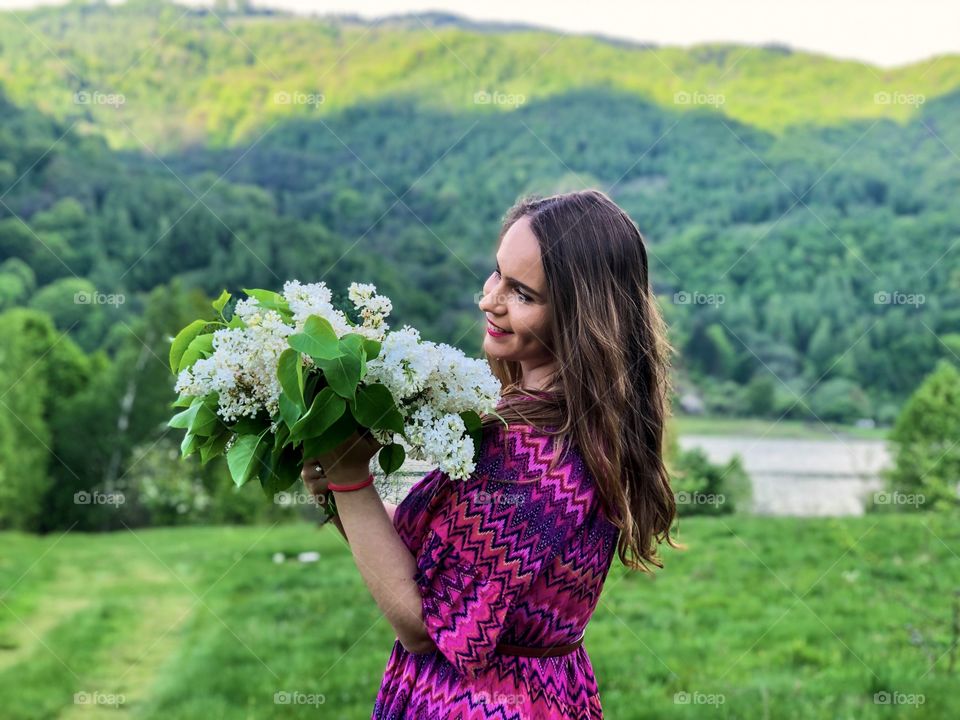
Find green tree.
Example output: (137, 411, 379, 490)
(806, 377, 872, 422)
(46, 281, 211, 530)
(883, 360, 960, 512)
(0, 308, 91, 530)
(744, 374, 776, 416)
(665, 423, 752, 516)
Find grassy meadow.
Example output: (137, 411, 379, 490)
(670, 416, 891, 441)
(1, 4, 958, 719)
(0, 514, 955, 719)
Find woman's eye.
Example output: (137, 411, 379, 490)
(492, 268, 529, 302)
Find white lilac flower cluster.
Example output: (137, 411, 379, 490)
(173, 280, 500, 480)
(175, 281, 391, 423)
(401, 407, 476, 480)
(365, 324, 501, 478)
(174, 299, 293, 422)
(284, 279, 389, 341)
(347, 283, 392, 337)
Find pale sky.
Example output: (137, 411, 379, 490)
(2, 0, 957, 68)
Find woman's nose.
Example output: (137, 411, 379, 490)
(478, 280, 497, 312)
(479, 285, 504, 313)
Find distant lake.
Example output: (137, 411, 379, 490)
(678, 435, 891, 517)
(383, 434, 892, 517)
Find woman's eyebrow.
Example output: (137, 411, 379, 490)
(495, 260, 543, 299)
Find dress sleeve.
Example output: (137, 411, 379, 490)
(412, 426, 587, 678)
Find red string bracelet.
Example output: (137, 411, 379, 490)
(327, 473, 375, 493)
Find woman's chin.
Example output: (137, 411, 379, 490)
(483, 336, 513, 358)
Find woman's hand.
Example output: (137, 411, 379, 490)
(300, 461, 330, 501)
(302, 429, 383, 488)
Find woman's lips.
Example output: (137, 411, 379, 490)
(487, 321, 513, 337)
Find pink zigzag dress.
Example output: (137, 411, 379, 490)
(373, 396, 621, 719)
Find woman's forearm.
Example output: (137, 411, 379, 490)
(328, 512, 348, 540)
(331, 476, 433, 652)
(384, 501, 398, 522)
(326, 500, 397, 543)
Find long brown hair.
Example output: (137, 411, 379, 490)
(479, 189, 679, 573)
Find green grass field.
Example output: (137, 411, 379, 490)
(0, 514, 955, 718)
(672, 415, 891, 441)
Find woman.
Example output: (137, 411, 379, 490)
(301, 189, 678, 719)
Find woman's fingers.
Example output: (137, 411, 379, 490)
(303, 475, 328, 496)
(300, 459, 330, 498)
(301, 457, 326, 482)
(299, 431, 382, 484)
(334, 430, 382, 465)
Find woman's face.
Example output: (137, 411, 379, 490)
(478, 216, 558, 388)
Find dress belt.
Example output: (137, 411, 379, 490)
(494, 633, 584, 658)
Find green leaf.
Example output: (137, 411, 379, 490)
(289, 388, 346, 445)
(278, 392, 302, 431)
(178, 332, 214, 372)
(341, 333, 368, 380)
(273, 422, 290, 450)
(212, 289, 231, 315)
(227, 314, 245, 329)
(258, 444, 302, 498)
(277, 348, 305, 412)
(341, 333, 364, 353)
(315, 340, 363, 401)
(242, 288, 293, 321)
(189, 405, 220, 437)
(230, 415, 267, 435)
(171, 394, 194, 408)
(188, 396, 222, 437)
(181, 430, 201, 458)
(301, 411, 356, 457)
(167, 397, 207, 430)
(362, 337, 381, 361)
(460, 410, 484, 463)
(378, 443, 406, 475)
(350, 383, 404, 433)
(304, 372, 320, 400)
(288, 315, 339, 360)
(242, 288, 283, 306)
(227, 432, 270, 487)
(168, 399, 201, 430)
(199, 431, 231, 465)
(460, 409, 483, 435)
(169, 319, 208, 374)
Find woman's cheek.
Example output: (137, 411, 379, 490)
(525, 311, 551, 347)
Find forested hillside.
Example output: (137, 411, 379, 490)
(2, 0, 959, 149)
(1, 1, 959, 529)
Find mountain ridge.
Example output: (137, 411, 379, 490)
(1, 0, 958, 152)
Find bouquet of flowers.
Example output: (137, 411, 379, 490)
(167, 280, 502, 514)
